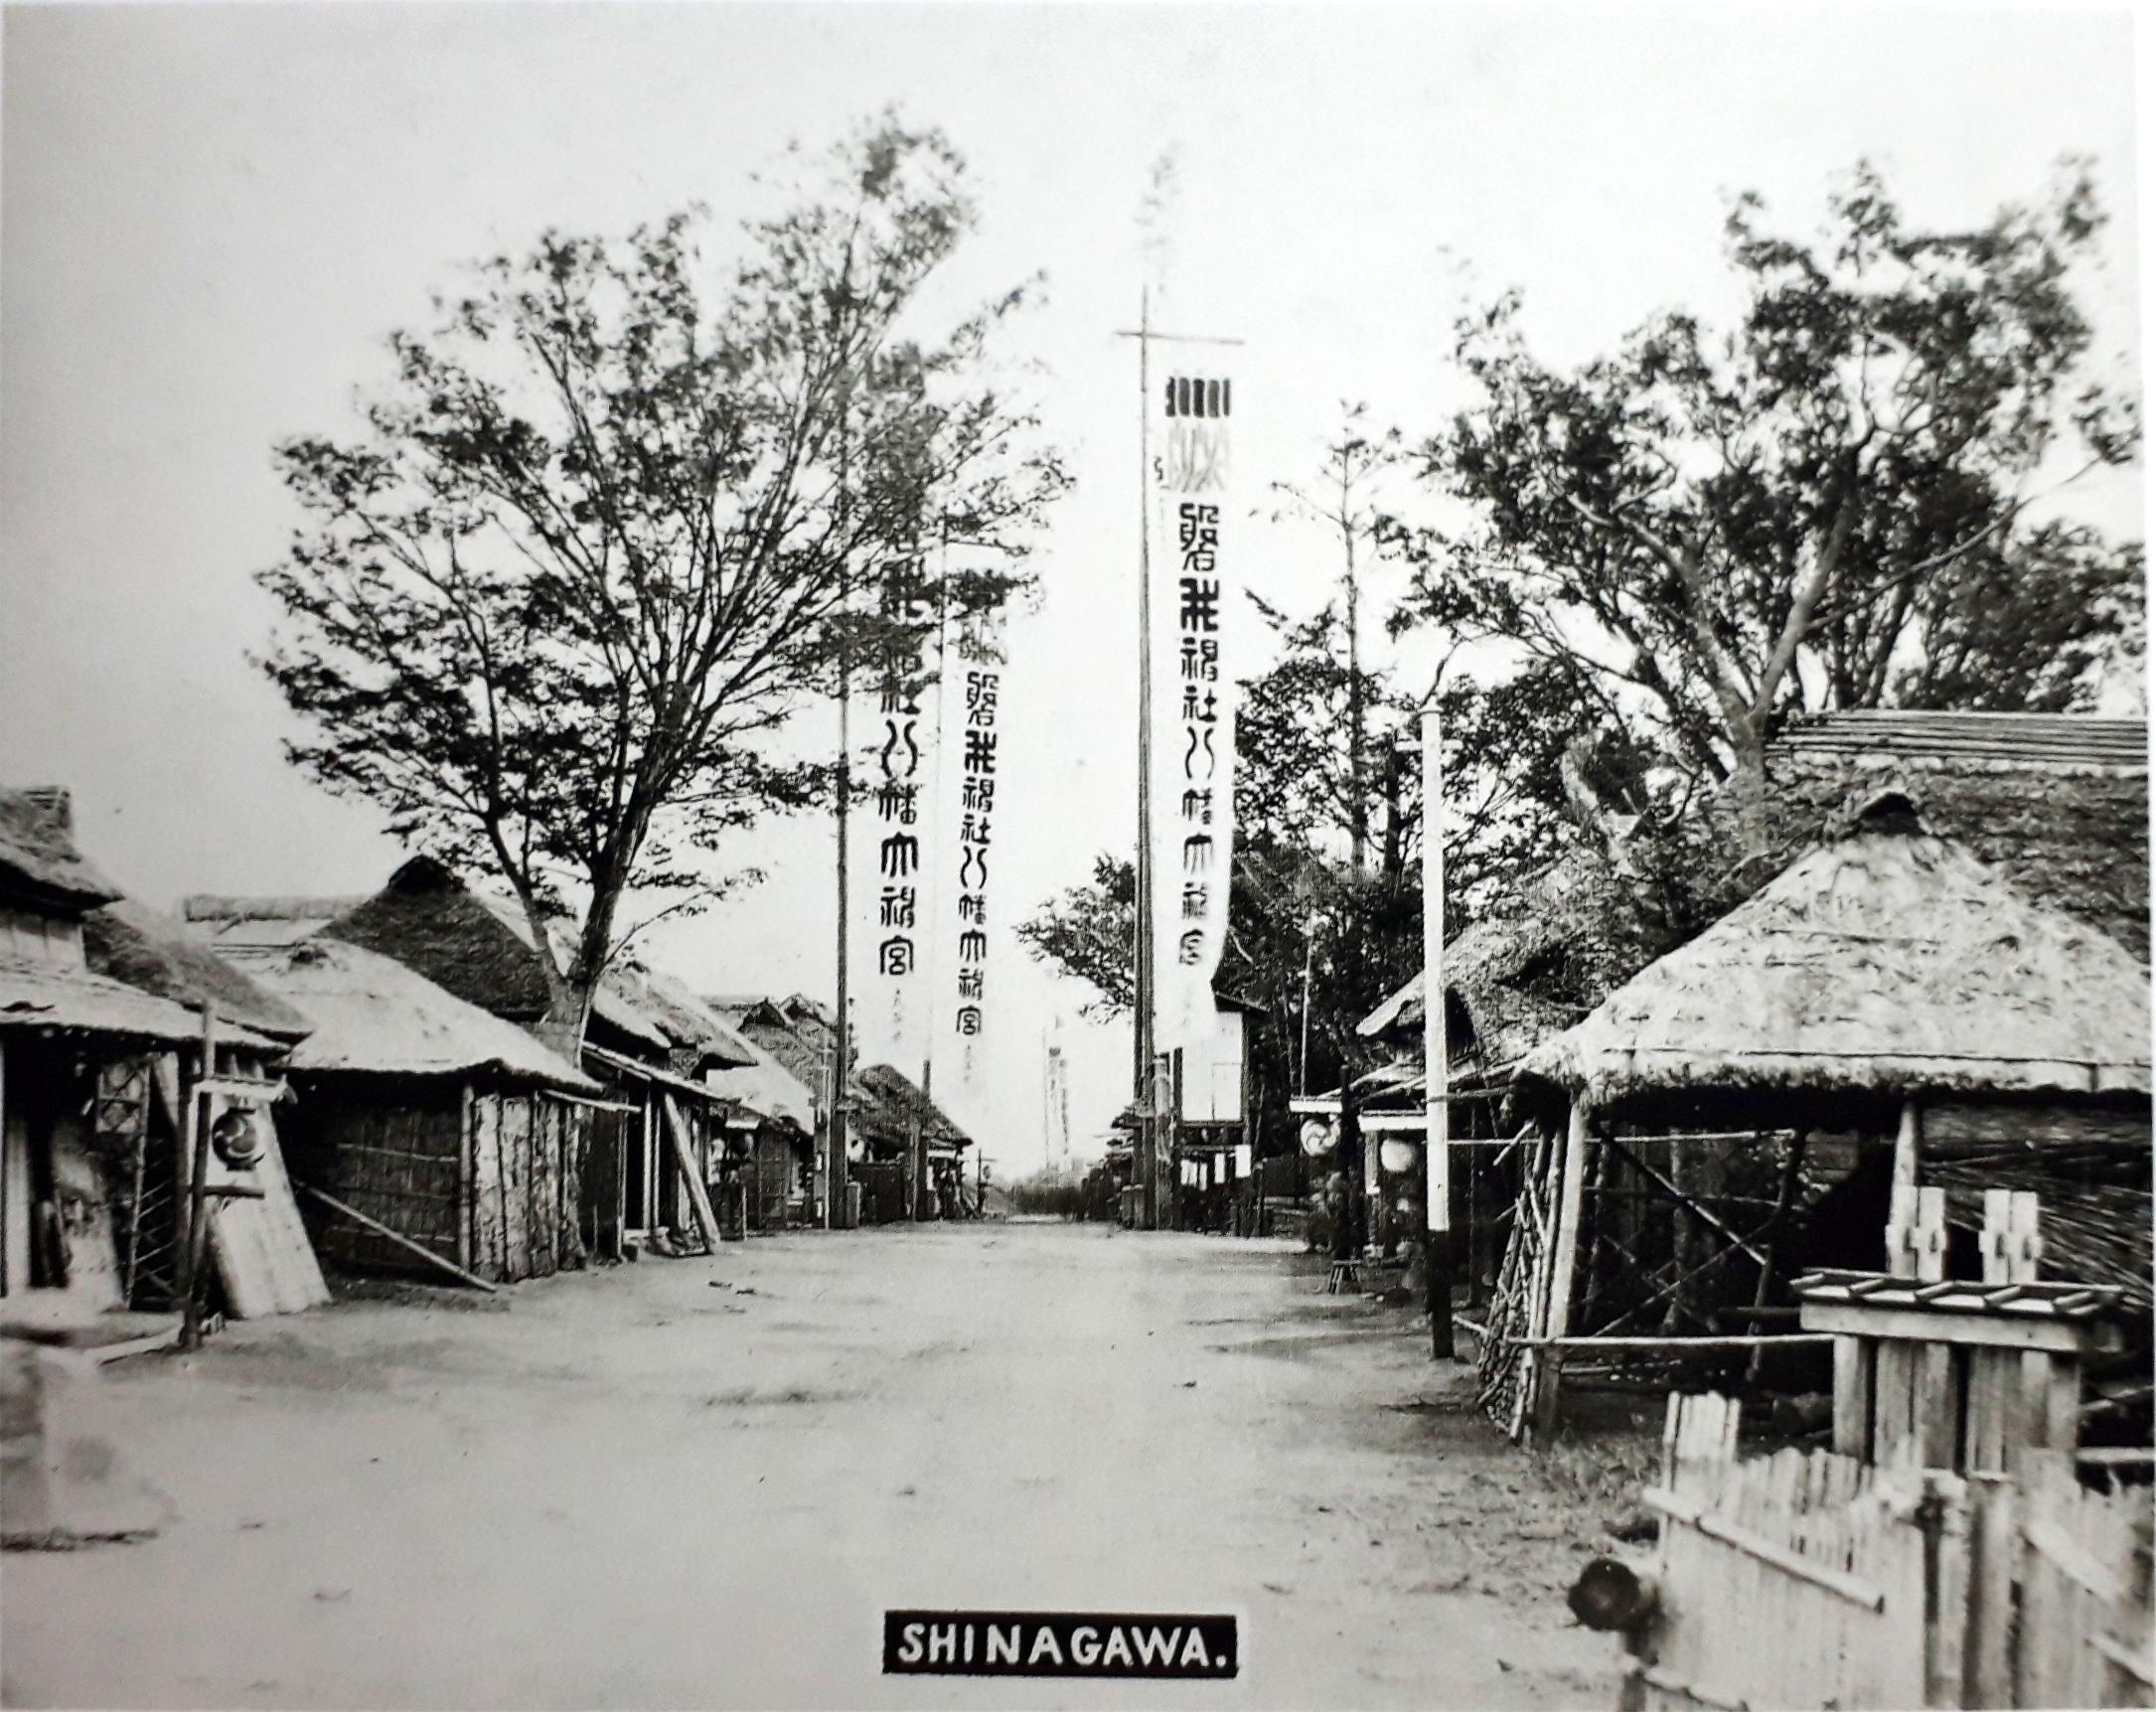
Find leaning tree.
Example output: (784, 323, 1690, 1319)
(1402, 159, 2143, 856)
(260, 116, 1068, 1049)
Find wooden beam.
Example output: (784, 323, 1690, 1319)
(1799, 1301, 2117, 1354)
(1642, 1486, 1886, 1611)
(1598, 1133, 1771, 1269)
(662, 1096, 724, 1254)
(297, 1183, 500, 1293)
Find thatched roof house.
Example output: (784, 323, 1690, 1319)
(1, 789, 310, 1316)
(611, 961, 758, 1076)
(0, 788, 124, 912)
(235, 938, 604, 1283)
(1505, 810, 2155, 1393)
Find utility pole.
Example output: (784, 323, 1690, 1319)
(1114, 290, 1242, 1233)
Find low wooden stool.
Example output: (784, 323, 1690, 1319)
(1324, 1259, 1365, 1295)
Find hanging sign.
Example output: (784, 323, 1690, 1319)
(1151, 372, 1237, 1053)
(868, 557, 937, 1071)
(949, 610, 1005, 1087)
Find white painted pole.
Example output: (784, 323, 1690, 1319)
(1421, 704, 1453, 1360)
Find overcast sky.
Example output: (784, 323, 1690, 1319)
(2, 1, 2141, 1177)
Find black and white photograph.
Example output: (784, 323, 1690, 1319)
(0, 3, 2149, 1707)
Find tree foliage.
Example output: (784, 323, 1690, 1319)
(259, 116, 1068, 1033)
(1400, 160, 2142, 849)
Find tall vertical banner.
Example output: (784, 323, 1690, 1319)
(949, 609, 1005, 1088)
(1150, 373, 1237, 1053)
(867, 557, 936, 1072)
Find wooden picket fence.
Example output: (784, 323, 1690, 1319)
(1623, 1394, 2154, 1711)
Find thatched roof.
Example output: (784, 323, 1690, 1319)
(612, 961, 757, 1070)
(1357, 842, 1672, 1069)
(233, 939, 597, 1092)
(705, 1044, 816, 1134)
(322, 857, 669, 1051)
(81, 900, 313, 1042)
(0, 957, 281, 1050)
(715, 1001, 829, 1095)
(857, 1063, 971, 1149)
(1520, 829, 2152, 1109)
(1767, 710, 2149, 960)
(0, 789, 121, 912)
(183, 894, 367, 950)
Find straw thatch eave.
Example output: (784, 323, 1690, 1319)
(0, 957, 283, 1050)
(1520, 831, 2152, 1111)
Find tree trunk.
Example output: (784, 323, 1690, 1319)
(533, 986, 594, 1068)
(1725, 729, 1771, 859)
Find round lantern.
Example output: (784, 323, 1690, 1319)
(210, 1109, 263, 1169)
(1299, 1117, 1335, 1159)
(1379, 1138, 1421, 1175)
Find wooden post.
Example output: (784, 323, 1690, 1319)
(179, 1004, 218, 1349)
(1892, 1097, 1922, 1194)
(1961, 1473, 2016, 1709)
(1536, 1102, 1592, 1439)
(459, 1081, 477, 1274)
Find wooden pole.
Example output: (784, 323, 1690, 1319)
(1421, 704, 1452, 1360)
(179, 1004, 217, 1349)
(1133, 285, 1157, 1232)
(832, 351, 853, 1234)
(1537, 1102, 1593, 1439)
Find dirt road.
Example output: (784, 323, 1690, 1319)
(2, 1222, 1621, 1709)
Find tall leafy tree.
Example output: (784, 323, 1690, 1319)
(260, 116, 1067, 1047)
(1401, 160, 2142, 851)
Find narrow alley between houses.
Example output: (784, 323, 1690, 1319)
(2, 1224, 1621, 1711)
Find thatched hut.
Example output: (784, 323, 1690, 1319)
(234, 938, 603, 1285)
(0, 790, 301, 1321)
(855, 1062, 974, 1221)
(1504, 805, 2150, 1438)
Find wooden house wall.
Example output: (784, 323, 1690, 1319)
(580, 1105, 627, 1260)
(748, 1132, 796, 1230)
(468, 1090, 589, 1284)
(0, 1041, 127, 1307)
(288, 1083, 466, 1280)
